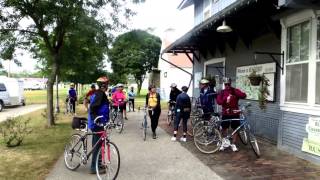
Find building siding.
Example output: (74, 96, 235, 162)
(193, 33, 281, 143)
(194, 0, 203, 26)
(279, 111, 320, 164)
(212, 0, 237, 15)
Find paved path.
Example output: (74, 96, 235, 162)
(46, 111, 222, 180)
(0, 104, 46, 122)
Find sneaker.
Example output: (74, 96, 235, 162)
(230, 144, 239, 152)
(180, 137, 187, 142)
(219, 141, 225, 151)
(171, 136, 176, 141)
(125, 117, 128, 120)
(152, 132, 157, 139)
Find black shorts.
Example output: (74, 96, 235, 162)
(221, 115, 240, 130)
(113, 105, 125, 112)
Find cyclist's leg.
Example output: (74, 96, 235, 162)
(91, 129, 103, 173)
(182, 112, 190, 134)
(230, 115, 241, 144)
(153, 108, 161, 132)
(220, 116, 231, 137)
(132, 99, 135, 111)
(174, 111, 181, 135)
(72, 99, 76, 113)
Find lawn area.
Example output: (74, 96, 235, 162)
(24, 88, 69, 105)
(0, 106, 87, 180)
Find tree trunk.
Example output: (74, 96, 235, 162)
(47, 54, 59, 126)
(137, 81, 142, 96)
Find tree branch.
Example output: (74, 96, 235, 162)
(0, 28, 38, 35)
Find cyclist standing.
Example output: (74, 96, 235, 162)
(112, 84, 127, 120)
(168, 83, 181, 114)
(171, 86, 191, 142)
(217, 77, 246, 152)
(68, 83, 77, 114)
(84, 84, 96, 111)
(146, 85, 161, 139)
(128, 87, 136, 112)
(88, 76, 109, 174)
(199, 79, 216, 118)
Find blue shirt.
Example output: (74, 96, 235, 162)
(200, 87, 216, 113)
(88, 91, 109, 130)
(176, 92, 191, 112)
(68, 88, 77, 99)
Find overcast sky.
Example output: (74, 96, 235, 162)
(1, 0, 194, 73)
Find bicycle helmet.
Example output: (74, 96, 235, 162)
(70, 83, 75, 87)
(117, 83, 124, 88)
(223, 77, 232, 84)
(170, 83, 177, 88)
(96, 76, 109, 88)
(200, 79, 209, 84)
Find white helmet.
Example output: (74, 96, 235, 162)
(170, 83, 177, 87)
(117, 83, 124, 87)
(200, 79, 209, 84)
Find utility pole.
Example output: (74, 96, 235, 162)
(55, 75, 60, 113)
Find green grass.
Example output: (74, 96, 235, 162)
(0, 106, 87, 180)
(24, 88, 69, 105)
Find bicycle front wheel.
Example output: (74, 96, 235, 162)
(96, 141, 121, 180)
(193, 121, 222, 154)
(239, 128, 248, 145)
(64, 134, 83, 170)
(248, 132, 261, 158)
(115, 113, 124, 133)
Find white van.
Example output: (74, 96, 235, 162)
(0, 76, 25, 112)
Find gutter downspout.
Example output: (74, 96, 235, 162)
(160, 53, 193, 91)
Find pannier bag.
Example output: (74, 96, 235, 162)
(72, 117, 87, 129)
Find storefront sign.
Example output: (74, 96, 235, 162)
(236, 63, 276, 101)
(302, 116, 320, 156)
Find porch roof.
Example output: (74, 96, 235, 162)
(162, 0, 281, 56)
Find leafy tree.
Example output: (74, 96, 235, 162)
(0, 0, 137, 126)
(108, 30, 161, 95)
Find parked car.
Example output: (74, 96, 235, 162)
(0, 76, 25, 112)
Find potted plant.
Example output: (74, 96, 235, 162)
(248, 70, 262, 86)
(258, 75, 270, 109)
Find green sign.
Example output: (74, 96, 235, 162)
(302, 117, 320, 156)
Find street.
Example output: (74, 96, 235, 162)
(0, 104, 46, 122)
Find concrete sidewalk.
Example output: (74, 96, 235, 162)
(0, 104, 46, 122)
(46, 111, 222, 180)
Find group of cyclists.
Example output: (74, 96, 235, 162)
(65, 74, 247, 174)
(168, 77, 247, 152)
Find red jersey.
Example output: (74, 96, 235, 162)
(217, 87, 246, 116)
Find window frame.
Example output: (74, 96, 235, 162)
(280, 10, 320, 115)
(0, 83, 6, 92)
(202, 0, 212, 21)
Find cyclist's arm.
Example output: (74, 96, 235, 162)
(90, 91, 103, 117)
(234, 88, 247, 99)
(145, 93, 149, 107)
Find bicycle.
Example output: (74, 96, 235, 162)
(193, 103, 260, 158)
(64, 116, 120, 180)
(141, 107, 149, 141)
(110, 100, 125, 134)
(167, 101, 176, 126)
(65, 96, 74, 115)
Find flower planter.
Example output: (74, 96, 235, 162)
(248, 76, 262, 86)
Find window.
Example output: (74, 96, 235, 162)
(316, 17, 320, 104)
(0, 83, 6, 92)
(203, 0, 211, 20)
(285, 21, 310, 103)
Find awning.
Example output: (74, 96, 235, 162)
(162, 0, 281, 57)
(178, 0, 193, 10)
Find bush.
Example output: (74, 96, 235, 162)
(0, 116, 33, 147)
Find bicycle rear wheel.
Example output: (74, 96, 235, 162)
(239, 128, 248, 145)
(248, 132, 261, 158)
(96, 141, 120, 180)
(64, 134, 83, 170)
(193, 121, 222, 154)
(115, 113, 124, 133)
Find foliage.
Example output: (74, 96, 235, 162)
(0, 117, 32, 147)
(258, 75, 270, 110)
(108, 30, 161, 95)
(0, 0, 138, 126)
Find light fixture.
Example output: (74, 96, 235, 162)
(216, 20, 232, 33)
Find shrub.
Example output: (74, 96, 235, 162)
(0, 116, 33, 147)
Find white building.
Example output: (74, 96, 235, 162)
(159, 28, 193, 101)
